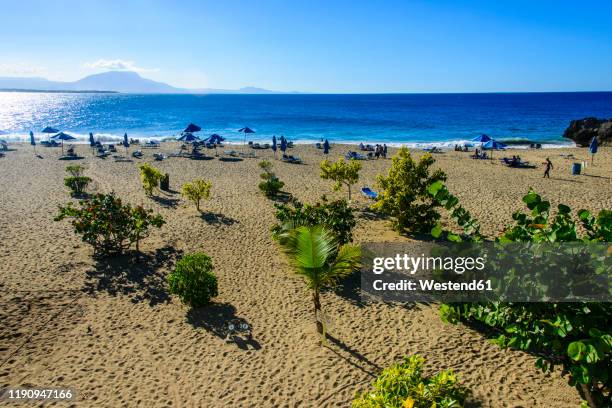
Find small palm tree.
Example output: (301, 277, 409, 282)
(278, 225, 361, 336)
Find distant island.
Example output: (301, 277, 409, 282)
(0, 88, 118, 94)
(0, 71, 290, 94)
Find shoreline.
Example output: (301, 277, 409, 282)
(2, 137, 576, 149)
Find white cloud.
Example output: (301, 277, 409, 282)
(83, 59, 159, 73)
(0, 63, 47, 77)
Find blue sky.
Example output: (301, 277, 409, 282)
(1, 0, 611, 92)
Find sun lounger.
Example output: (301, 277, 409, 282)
(423, 147, 443, 153)
(361, 187, 378, 200)
(153, 153, 166, 161)
(282, 154, 302, 164)
(131, 150, 143, 158)
(143, 141, 160, 148)
(345, 151, 367, 160)
(223, 150, 239, 157)
(41, 140, 61, 147)
(239, 151, 257, 158)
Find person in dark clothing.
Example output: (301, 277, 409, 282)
(543, 158, 553, 178)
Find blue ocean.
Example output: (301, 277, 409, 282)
(1, 92, 611, 147)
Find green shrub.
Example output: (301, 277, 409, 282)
(181, 179, 212, 211)
(66, 164, 85, 177)
(320, 157, 361, 200)
(272, 196, 356, 245)
(64, 165, 91, 197)
(373, 148, 446, 235)
(55, 192, 165, 255)
(258, 160, 285, 198)
(139, 163, 164, 196)
(168, 253, 218, 306)
(432, 187, 612, 407)
(353, 355, 468, 408)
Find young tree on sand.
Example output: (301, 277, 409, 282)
(181, 179, 212, 211)
(320, 158, 361, 200)
(277, 225, 361, 338)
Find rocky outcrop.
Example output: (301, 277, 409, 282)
(563, 117, 612, 147)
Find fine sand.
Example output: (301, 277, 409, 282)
(1, 143, 610, 407)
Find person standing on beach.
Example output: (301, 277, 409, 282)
(543, 158, 553, 178)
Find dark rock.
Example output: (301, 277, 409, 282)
(563, 117, 612, 147)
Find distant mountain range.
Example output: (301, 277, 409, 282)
(0, 71, 288, 94)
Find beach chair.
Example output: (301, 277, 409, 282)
(153, 153, 166, 161)
(223, 150, 239, 157)
(108, 144, 117, 153)
(143, 140, 160, 149)
(131, 150, 143, 158)
(315, 142, 322, 149)
(282, 154, 302, 164)
(361, 187, 378, 200)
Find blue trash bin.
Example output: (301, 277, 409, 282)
(572, 163, 581, 175)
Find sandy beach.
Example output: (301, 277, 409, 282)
(1, 143, 610, 407)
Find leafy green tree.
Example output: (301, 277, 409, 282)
(353, 355, 468, 408)
(168, 253, 218, 307)
(258, 160, 285, 198)
(55, 192, 164, 256)
(181, 179, 212, 211)
(139, 163, 164, 196)
(272, 196, 356, 245)
(320, 158, 361, 200)
(277, 225, 361, 336)
(373, 148, 446, 234)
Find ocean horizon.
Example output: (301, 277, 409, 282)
(2, 91, 612, 148)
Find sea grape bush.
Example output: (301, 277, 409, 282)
(272, 196, 356, 245)
(181, 179, 212, 211)
(352, 355, 468, 408)
(258, 160, 285, 198)
(432, 186, 612, 407)
(64, 164, 91, 197)
(139, 163, 164, 196)
(168, 253, 218, 307)
(427, 180, 483, 242)
(373, 148, 446, 235)
(55, 192, 165, 256)
(320, 157, 361, 200)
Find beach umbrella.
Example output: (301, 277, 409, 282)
(30, 131, 36, 154)
(176, 132, 200, 142)
(184, 123, 202, 133)
(323, 139, 330, 155)
(206, 134, 224, 156)
(206, 134, 224, 144)
(123, 132, 129, 153)
(51, 131, 76, 155)
(280, 137, 287, 153)
(589, 137, 598, 165)
(272, 135, 277, 159)
(42, 126, 59, 134)
(239, 127, 255, 151)
(482, 139, 507, 161)
(472, 134, 492, 143)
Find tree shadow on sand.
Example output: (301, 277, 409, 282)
(83, 245, 182, 306)
(151, 194, 181, 208)
(186, 303, 261, 350)
(325, 334, 381, 377)
(199, 212, 239, 225)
